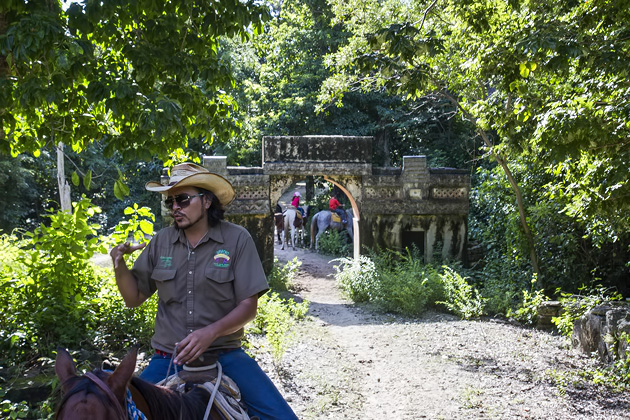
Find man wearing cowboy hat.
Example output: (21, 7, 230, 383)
(110, 162, 297, 419)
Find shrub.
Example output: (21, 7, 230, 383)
(0, 200, 158, 366)
(334, 255, 379, 302)
(437, 266, 486, 320)
(267, 257, 301, 292)
(374, 254, 443, 316)
(507, 276, 549, 325)
(103, 203, 155, 267)
(317, 229, 352, 257)
(0, 197, 106, 362)
(334, 249, 445, 316)
(91, 267, 158, 350)
(248, 258, 309, 360)
(249, 291, 309, 360)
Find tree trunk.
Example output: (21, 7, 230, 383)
(443, 92, 541, 285)
(477, 130, 541, 281)
(57, 142, 72, 212)
(305, 175, 314, 201)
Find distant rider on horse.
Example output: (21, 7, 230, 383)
(290, 191, 305, 219)
(329, 194, 347, 224)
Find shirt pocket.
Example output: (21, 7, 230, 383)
(151, 269, 180, 304)
(204, 266, 235, 302)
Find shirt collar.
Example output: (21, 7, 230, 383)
(207, 223, 224, 244)
(172, 223, 225, 245)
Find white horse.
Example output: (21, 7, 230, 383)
(310, 209, 353, 250)
(281, 207, 299, 251)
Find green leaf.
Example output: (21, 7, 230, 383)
(113, 180, 124, 200)
(120, 181, 130, 196)
(519, 63, 530, 78)
(71, 171, 80, 186)
(139, 220, 153, 235)
(83, 170, 92, 190)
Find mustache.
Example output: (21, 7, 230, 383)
(172, 212, 185, 218)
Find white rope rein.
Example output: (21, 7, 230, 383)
(159, 347, 248, 420)
(200, 361, 249, 420)
(202, 361, 222, 420)
(163, 345, 179, 383)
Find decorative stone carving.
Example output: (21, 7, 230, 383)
(432, 187, 468, 200)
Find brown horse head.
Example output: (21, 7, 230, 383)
(55, 347, 217, 420)
(55, 348, 136, 419)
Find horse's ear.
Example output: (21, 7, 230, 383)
(107, 347, 137, 397)
(55, 347, 77, 390)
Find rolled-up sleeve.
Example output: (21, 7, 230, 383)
(131, 239, 158, 298)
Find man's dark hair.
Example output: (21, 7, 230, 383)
(199, 188, 225, 227)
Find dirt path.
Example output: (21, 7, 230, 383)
(257, 245, 630, 419)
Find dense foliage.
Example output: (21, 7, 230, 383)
(321, 0, 630, 290)
(0, 0, 269, 160)
(218, 0, 478, 167)
(0, 198, 156, 365)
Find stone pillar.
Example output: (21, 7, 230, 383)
(203, 156, 229, 176)
(403, 156, 428, 200)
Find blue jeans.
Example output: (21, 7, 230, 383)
(333, 208, 346, 222)
(139, 349, 297, 420)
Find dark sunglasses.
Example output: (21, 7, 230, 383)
(164, 193, 204, 210)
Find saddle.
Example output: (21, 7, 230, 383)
(159, 352, 254, 420)
(331, 213, 343, 224)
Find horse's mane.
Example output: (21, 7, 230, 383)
(130, 376, 210, 419)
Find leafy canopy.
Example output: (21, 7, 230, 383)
(321, 0, 630, 242)
(0, 0, 270, 160)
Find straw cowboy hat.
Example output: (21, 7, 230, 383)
(145, 162, 236, 206)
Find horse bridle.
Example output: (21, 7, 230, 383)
(61, 371, 127, 420)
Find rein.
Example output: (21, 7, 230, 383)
(162, 346, 218, 420)
(160, 347, 249, 420)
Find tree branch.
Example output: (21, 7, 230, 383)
(412, 0, 438, 32)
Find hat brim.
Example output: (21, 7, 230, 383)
(146, 173, 235, 206)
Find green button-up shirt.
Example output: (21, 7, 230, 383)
(131, 221, 269, 353)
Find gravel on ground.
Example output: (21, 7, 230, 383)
(251, 245, 630, 420)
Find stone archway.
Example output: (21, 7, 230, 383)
(194, 136, 470, 274)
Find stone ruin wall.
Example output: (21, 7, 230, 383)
(198, 136, 470, 274)
(572, 302, 630, 364)
(358, 157, 469, 262)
